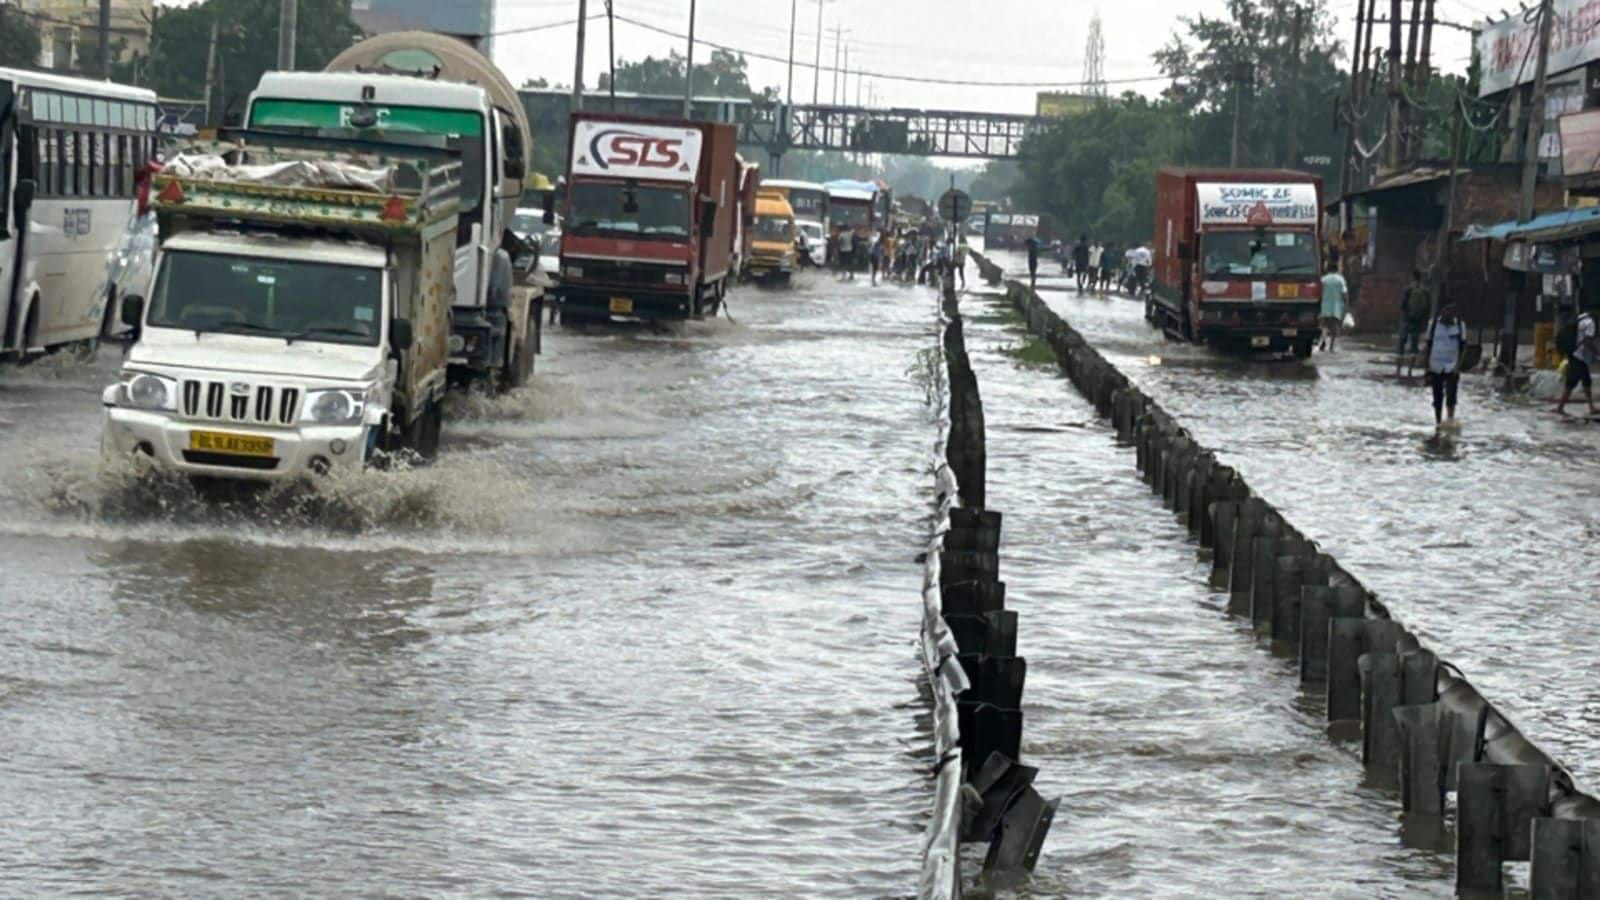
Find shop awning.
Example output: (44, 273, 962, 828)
(1459, 205, 1600, 243)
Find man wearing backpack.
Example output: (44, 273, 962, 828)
(1395, 269, 1432, 376)
(1554, 306, 1599, 417)
(1422, 300, 1467, 426)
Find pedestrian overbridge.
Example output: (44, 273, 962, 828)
(519, 88, 1045, 164)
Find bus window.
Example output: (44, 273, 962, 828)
(34, 129, 50, 195)
(93, 133, 107, 196)
(93, 99, 109, 127)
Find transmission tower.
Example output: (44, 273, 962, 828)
(1083, 13, 1107, 97)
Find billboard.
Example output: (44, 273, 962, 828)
(350, 0, 494, 40)
(570, 119, 704, 183)
(1195, 183, 1319, 227)
(1035, 92, 1098, 117)
(1478, 0, 1600, 96)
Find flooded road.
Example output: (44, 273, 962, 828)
(0, 273, 934, 896)
(985, 247, 1600, 786)
(959, 284, 1452, 896)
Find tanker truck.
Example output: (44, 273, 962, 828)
(244, 32, 540, 392)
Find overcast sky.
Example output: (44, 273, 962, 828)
(488, 0, 1484, 115)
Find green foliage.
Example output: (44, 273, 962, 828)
(601, 48, 775, 102)
(148, 0, 364, 115)
(1004, 0, 1351, 245)
(0, 5, 39, 69)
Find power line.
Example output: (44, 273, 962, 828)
(608, 12, 1170, 89)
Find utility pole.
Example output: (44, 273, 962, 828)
(684, 0, 697, 118)
(1286, 6, 1305, 168)
(97, 0, 110, 78)
(1432, 99, 1463, 325)
(831, 26, 843, 105)
(1401, 0, 1421, 160)
(573, 0, 588, 112)
(276, 0, 297, 71)
(607, 0, 616, 110)
(842, 45, 849, 108)
(785, 0, 797, 110)
(203, 17, 219, 124)
(1229, 58, 1248, 167)
(812, 0, 825, 104)
(1506, 0, 1555, 381)
(1386, 0, 1402, 169)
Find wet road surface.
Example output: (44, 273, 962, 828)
(0, 272, 936, 897)
(985, 246, 1600, 787)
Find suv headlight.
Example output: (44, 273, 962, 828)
(663, 271, 686, 285)
(120, 372, 177, 411)
(302, 388, 366, 425)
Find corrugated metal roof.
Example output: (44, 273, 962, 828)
(1459, 205, 1600, 243)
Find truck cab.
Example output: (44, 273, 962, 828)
(1152, 170, 1323, 356)
(101, 137, 459, 481)
(745, 192, 797, 285)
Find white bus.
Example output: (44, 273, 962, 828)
(0, 68, 158, 361)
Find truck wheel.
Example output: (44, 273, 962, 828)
(1293, 339, 1314, 359)
(410, 400, 443, 460)
(503, 303, 535, 390)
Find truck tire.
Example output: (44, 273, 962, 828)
(502, 301, 535, 391)
(409, 399, 443, 460)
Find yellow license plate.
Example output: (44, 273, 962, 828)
(189, 430, 274, 457)
(609, 296, 634, 314)
(1276, 283, 1299, 298)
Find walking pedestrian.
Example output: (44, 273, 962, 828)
(869, 231, 883, 285)
(1395, 268, 1431, 376)
(1026, 235, 1041, 291)
(1099, 242, 1117, 294)
(836, 227, 855, 281)
(953, 235, 969, 288)
(1072, 234, 1090, 292)
(1554, 305, 1599, 417)
(1087, 240, 1103, 292)
(1422, 301, 1466, 426)
(1319, 262, 1349, 351)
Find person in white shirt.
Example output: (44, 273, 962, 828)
(1555, 307, 1598, 417)
(1421, 301, 1466, 425)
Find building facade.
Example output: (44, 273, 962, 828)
(23, 0, 152, 74)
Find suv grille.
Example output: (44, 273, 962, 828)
(181, 380, 299, 426)
(577, 259, 684, 287)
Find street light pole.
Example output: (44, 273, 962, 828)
(276, 0, 297, 70)
(684, 0, 697, 118)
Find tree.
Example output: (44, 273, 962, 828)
(147, 0, 364, 117)
(0, 3, 40, 69)
(599, 48, 775, 101)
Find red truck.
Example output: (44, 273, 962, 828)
(558, 113, 739, 322)
(1149, 168, 1324, 357)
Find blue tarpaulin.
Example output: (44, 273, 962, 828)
(1460, 205, 1600, 243)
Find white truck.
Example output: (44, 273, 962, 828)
(101, 134, 460, 481)
(245, 31, 539, 393)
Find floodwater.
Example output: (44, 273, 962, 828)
(958, 282, 1452, 896)
(0, 272, 935, 897)
(985, 246, 1600, 789)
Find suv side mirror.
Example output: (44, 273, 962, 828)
(14, 177, 35, 220)
(120, 293, 145, 327)
(389, 318, 414, 355)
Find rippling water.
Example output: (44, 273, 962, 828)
(0, 274, 938, 896)
(985, 248, 1600, 786)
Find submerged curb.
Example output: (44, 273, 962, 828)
(970, 249, 1600, 896)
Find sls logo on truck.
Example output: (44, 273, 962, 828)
(589, 130, 687, 172)
(572, 121, 704, 183)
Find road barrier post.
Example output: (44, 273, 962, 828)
(1529, 817, 1600, 897)
(1394, 702, 1447, 815)
(1360, 648, 1403, 777)
(1457, 763, 1552, 895)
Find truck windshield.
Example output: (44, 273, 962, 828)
(786, 189, 826, 219)
(567, 182, 690, 238)
(832, 202, 870, 229)
(1202, 231, 1318, 277)
(753, 215, 793, 242)
(148, 251, 383, 346)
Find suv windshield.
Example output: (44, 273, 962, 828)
(832, 203, 869, 228)
(567, 182, 690, 238)
(148, 251, 383, 346)
(1202, 230, 1319, 277)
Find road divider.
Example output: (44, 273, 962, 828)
(970, 250, 1600, 897)
(917, 271, 1056, 898)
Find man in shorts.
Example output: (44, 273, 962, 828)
(1555, 306, 1599, 417)
(1423, 301, 1466, 426)
(1319, 262, 1349, 351)
(1395, 269, 1431, 376)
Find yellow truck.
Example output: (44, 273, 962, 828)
(745, 191, 798, 286)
